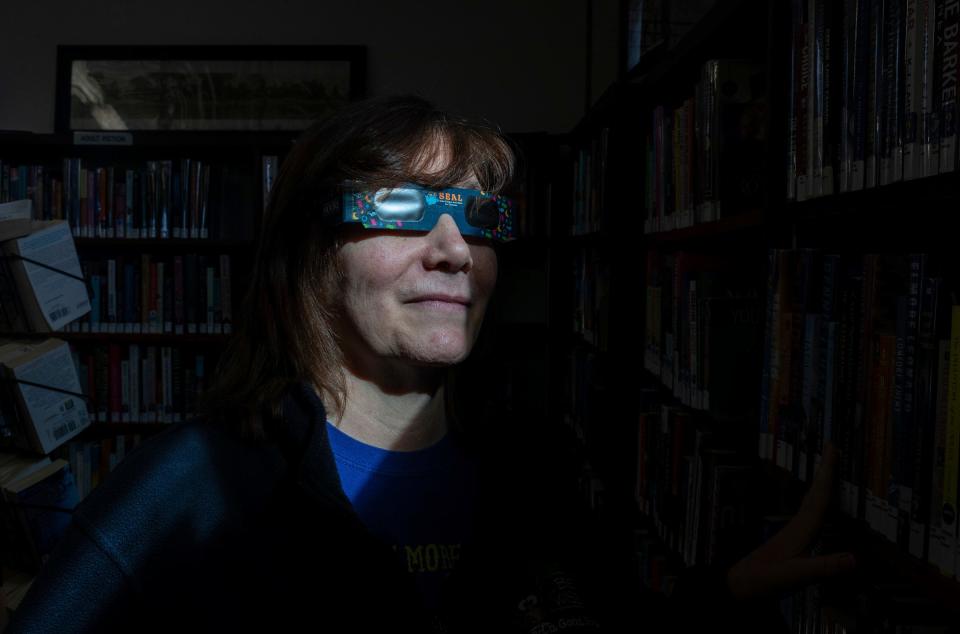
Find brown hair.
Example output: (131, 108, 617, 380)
(197, 94, 519, 443)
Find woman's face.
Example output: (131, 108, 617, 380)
(333, 178, 498, 370)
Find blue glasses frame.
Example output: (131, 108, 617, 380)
(333, 182, 516, 242)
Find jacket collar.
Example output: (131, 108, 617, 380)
(272, 379, 358, 517)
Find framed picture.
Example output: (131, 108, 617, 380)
(55, 45, 366, 133)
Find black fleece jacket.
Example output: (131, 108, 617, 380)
(6, 379, 785, 633)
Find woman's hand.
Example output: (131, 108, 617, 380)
(725, 441, 858, 601)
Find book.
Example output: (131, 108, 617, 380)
(0, 338, 91, 455)
(0, 215, 90, 332)
(0, 453, 80, 573)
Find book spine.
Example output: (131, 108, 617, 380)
(220, 254, 232, 335)
(173, 255, 184, 335)
(801, 312, 820, 482)
(121, 356, 130, 424)
(96, 347, 108, 423)
(943, 306, 960, 568)
(109, 344, 122, 424)
(151, 161, 160, 239)
(89, 261, 101, 333)
(899, 256, 923, 550)
(866, 0, 885, 187)
(200, 164, 210, 239)
(798, 0, 812, 200)
(939, 0, 960, 171)
(159, 161, 169, 239)
(910, 275, 937, 559)
(142, 346, 154, 423)
(129, 344, 140, 423)
(125, 169, 134, 239)
(868, 333, 895, 536)
(107, 166, 116, 238)
(891, 296, 908, 543)
(146, 260, 156, 333)
(94, 167, 104, 238)
(825, 0, 844, 195)
(157, 261, 166, 334)
(924, 0, 943, 175)
(66, 159, 76, 235)
(881, 0, 904, 185)
(905, 0, 923, 178)
(162, 346, 172, 423)
(107, 258, 117, 331)
(185, 253, 197, 334)
(852, 0, 871, 189)
(176, 159, 188, 239)
(788, 4, 800, 200)
(137, 168, 145, 239)
(172, 347, 182, 423)
(855, 255, 880, 521)
(929, 337, 955, 574)
(814, 0, 827, 197)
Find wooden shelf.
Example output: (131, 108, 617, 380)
(0, 331, 230, 344)
(80, 421, 180, 436)
(777, 171, 960, 251)
(631, 0, 763, 91)
(74, 237, 254, 250)
(0, 130, 298, 151)
(642, 208, 768, 246)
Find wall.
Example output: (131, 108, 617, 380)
(0, 0, 616, 135)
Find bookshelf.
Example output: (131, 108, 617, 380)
(558, 0, 960, 629)
(0, 129, 295, 600)
(0, 129, 295, 435)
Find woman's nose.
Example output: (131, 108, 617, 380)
(423, 214, 472, 271)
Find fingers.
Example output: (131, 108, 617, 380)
(746, 442, 843, 565)
(726, 551, 857, 601)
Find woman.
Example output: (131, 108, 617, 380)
(5, 94, 855, 634)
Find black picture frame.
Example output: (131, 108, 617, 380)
(55, 45, 366, 133)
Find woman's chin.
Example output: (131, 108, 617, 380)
(403, 331, 473, 366)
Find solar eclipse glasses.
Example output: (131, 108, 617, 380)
(324, 182, 516, 243)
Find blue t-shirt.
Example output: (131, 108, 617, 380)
(325, 420, 478, 616)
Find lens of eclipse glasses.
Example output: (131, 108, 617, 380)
(372, 188, 426, 221)
(372, 187, 501, 230)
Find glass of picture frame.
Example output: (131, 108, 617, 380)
(55, 45, 366, 133)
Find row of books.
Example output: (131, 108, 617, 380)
(643, 59, 768, 234)
(61, 253, 234, 335)
(635, 401, 761, 570)
(71, 343, 210, 425)
(503, 137, 552, 240)
(562, 346, 605, 449)
(571, 246, 610, 350)
(571, 128, 610, 236)
(52, 430, 144, 503)
(780, 577, 956, 633)
(760, 248, 960, 581)
(786, 0, 960, 201)
(622, 385, 949, 631)
(1, 158, 258, 240)
(643, 249, 765, 422)
(631, 389, 959, 631)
